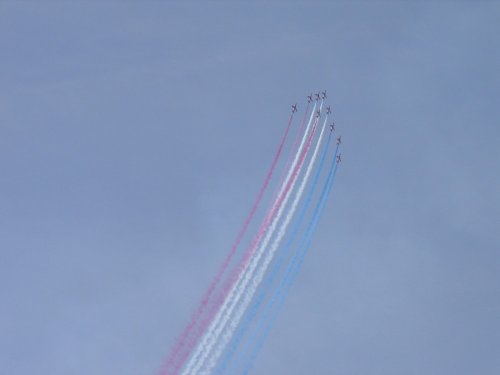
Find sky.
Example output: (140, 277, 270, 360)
(1, 2, 499, 375)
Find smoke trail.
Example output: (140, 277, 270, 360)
(194, 118, 320, 375)
(240, 144, 341, 375)
(202, 116, 329, 375)
(189, 102, 320, 375)
(270, 102, 312, 201)
(160, 111, 296, 375)
(182, 109, 320, 375)
(179, 103, 317, 375)
(214, 123, 334, 375)
(177, 102, 320, 374)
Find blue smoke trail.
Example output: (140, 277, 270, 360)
(213, 131, 334, 375)
(239, 144, 340, 375)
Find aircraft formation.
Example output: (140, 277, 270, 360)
(291, 91, 342, 163)
(160, 90, 342, 375)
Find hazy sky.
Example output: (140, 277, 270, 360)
(1, 2, 499, 375)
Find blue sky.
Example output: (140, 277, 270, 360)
(1, 2, 499, 374)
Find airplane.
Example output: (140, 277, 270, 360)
(326, 106, 331, 114)
(322, 90, 327, 99)
(330, 122, 335, 132)
(307, 94, 313, 103)
(337, 136, 342, 145)
(316, 109, 321, 117)
(337, 154, 342, 163)
(315, 92, 321, 101)
(292, 104, 298, 113)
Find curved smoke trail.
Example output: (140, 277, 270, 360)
(182, 107, 320, 375)
(161, 111, 296, 375)
(270, 102, 312, 201)
(239, 144, 341, 375)
(214, 125, 334, 375)
(271, 102, 316, 205)
(193, 118, 320, 375)
(201, 116, 329, 375)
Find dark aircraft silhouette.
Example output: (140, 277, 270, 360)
(292, 104, 297, 113)
(337, 136, 342, 145)
(337, 154, 342, 163)
(307, 94, 313, 103)
(326, 106, 331, 114)
(330, 122, 335, 132)
(315, 92, 321, 101)
(322, 90, 327, 99)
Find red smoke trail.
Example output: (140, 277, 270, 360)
(158, 112, 296, 375)
(193, 116, 322, 374)
(180, 115, 318, 375)
(271, 102, 311, 201)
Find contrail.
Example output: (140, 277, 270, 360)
(239, 144, 341, 375)
(214, 123, 334, 375)
(181, 106, 320, 375)
(160, 110, 296, 375)
(202, 116, 329, 375)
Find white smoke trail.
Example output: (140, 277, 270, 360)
(200, 115, 328, 375)
(181, 102, 321, 375)
(274, 102, 317, 201)
(191, 116, 318, 375)
(191, 106, 324, 375)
